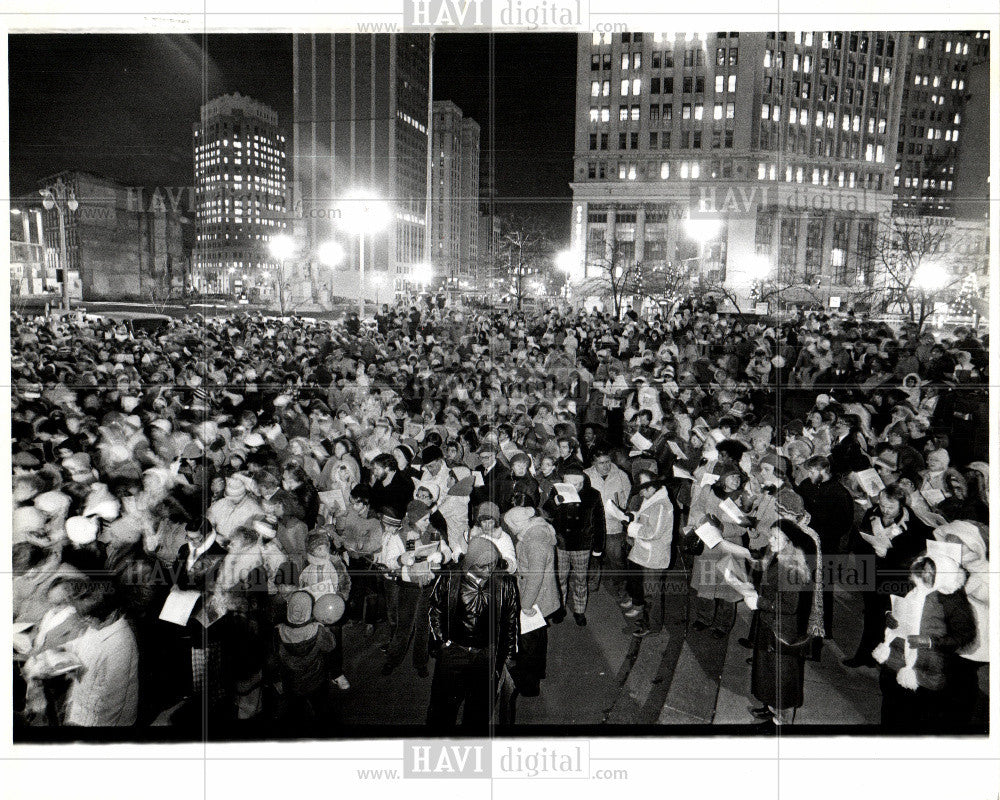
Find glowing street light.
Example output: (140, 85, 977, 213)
(268, 234, 295, 261)
(318, 240, 346, 267)
(745, 255, 772, 283)
(411, 261, 434, 287)
(337, 189, 392, 317)
(685, 217, 721, 243)
(913, 261, 949, 292)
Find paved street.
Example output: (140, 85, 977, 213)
(336, 565, 879, 730)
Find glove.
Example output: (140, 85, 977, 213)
(872, 642, 891, 664)
(897, 665, 919, 691)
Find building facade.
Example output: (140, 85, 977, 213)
(37, 171, 187, 302)
(894, 31, 990, 220)
(9, 206, 50, 297)
(193, 93, 288, 299)
(431, 100, 481, 285)
(292, 34, 431, 301)
(570, 31, 910, 307)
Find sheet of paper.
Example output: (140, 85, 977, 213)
(718, 497, 745, 524)
(926, 538, 962, 563)
(604, 499, 629, 522)
(672, 464, 694, 481)
(667, 440, 687, 459)
(920, 487, 946, 507)
(519, 605, 547, 633)
(700, 472, 720, 487)
(860, 530, 892, 554)
(413, 542, 440, 559)
(739, 453, 753, 474)
(553, 482, 581, 504)
(159, 588, 201, 626)
(694, 520, 723, 548)
(630, 432, 653, 451)
(855, 468, 886, 497)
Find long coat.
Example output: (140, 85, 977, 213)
(626, 487, 674, 570)
(751, 558, 814, 711)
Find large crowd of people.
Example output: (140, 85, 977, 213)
(11, 295, 990, 735)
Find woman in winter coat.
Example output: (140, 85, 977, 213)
(745, 519, 820, 726)
(872, 553, 976, 731)
(625, 474, 674, 637)
(689, 467, 752, 638)
(504, 506, 560, 696)
(846, 484, 933, 667)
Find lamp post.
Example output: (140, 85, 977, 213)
(337, 190, 392, 319)
(412, 261, 434, 301)
(39, 177, 79, 312)
(684, 217, 721, 284)
(317, 240, 346, 307)
(268, 234, 295, 316)
(555, 248, 581, 303)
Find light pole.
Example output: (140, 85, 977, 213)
(337, 190, 392, 319)
(269, 234, 295, 316)
(39, 178, 79, 312)
(555, 248, 582, 303)
(684, 217, 721, 283)
(318, 240, 346, 306)
(412, 261, 434, 302)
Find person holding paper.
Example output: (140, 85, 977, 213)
(585, 448, 632, 602)
(24, 574, 139, 727)
(504, 506, 560, 697)
(689, 468, 752, 639)
(797, 455, 855, 642)
(845, 484, 933, 669)
(625, 475, 674, 638)
(743, 519, 821, 726)
(542, 467, 606, 627)
(872, 554, 975, 731)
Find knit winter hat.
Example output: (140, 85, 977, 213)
(476, 501, 501, 523)
(286, 591, 314, 626)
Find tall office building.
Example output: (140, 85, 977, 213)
(292, 34, 431, 300)
(431, 100, 480, 284)
(570, 31, 910, 305)
(894, 31, 990, 220)
(193, 93, 288, 298)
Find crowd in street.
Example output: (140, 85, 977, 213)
(11, 294, 990, 735)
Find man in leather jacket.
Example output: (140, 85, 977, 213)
(427, 537, 520, 731)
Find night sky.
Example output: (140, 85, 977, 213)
(8, 33, 576, 238)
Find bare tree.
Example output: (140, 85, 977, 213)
(577, 235, 646, 318)
(870, 213, 966, 334)
(494, 215, 552, 310)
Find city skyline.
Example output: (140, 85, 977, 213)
(8, 33, 578, 237)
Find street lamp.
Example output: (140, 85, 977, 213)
(412, 261, 434, 290)
(318, 240, 346, 268)
(555, 248, 583, 302)
(337, 189, 392, 318)
(39, 177, 79, 311)
(912, 261, 949, 292)
(269, 234, 295, 314)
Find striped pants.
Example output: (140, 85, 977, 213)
(557, 548, 591, 614)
